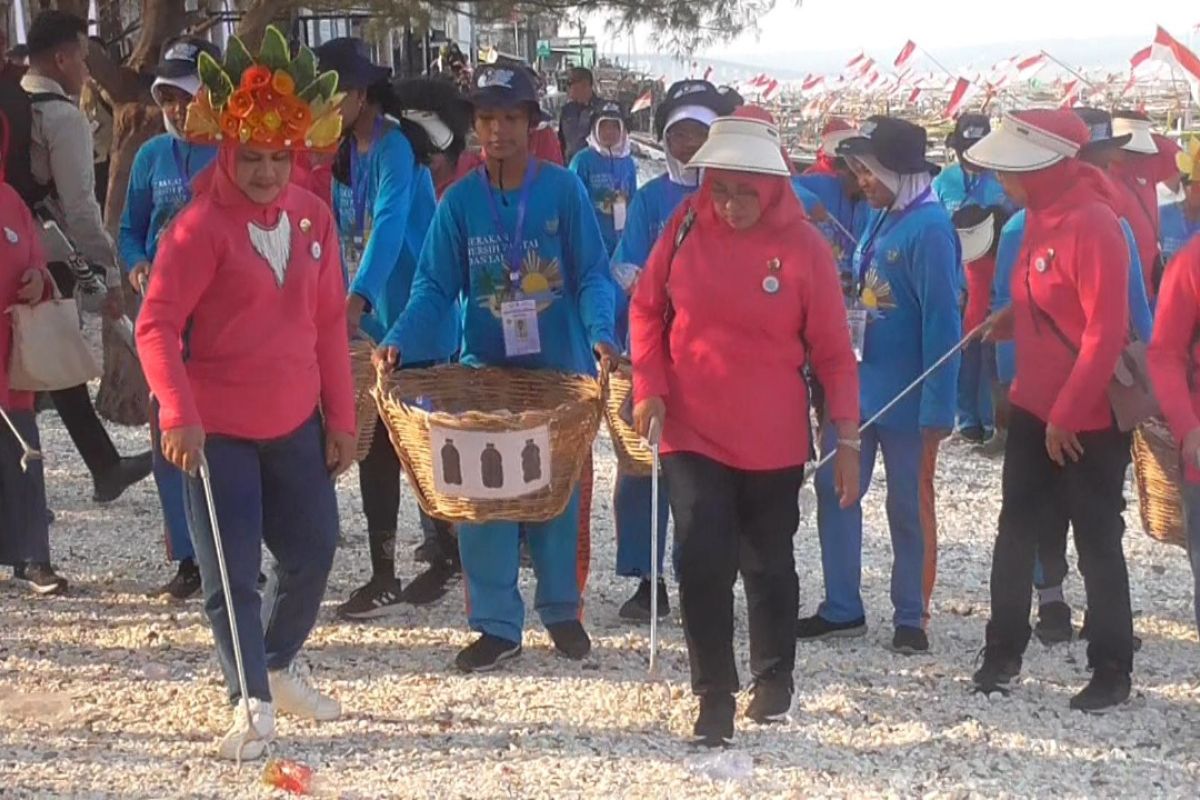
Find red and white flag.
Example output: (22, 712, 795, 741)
(762, 79, 781, 101)
(1130, 45, 1152, 71)
(942, 77, 976, 119)
(1014, 53, 1048, 81)
(630, 90, 653, 114)
(802, 74, 825, 92)
(894, 40, 919, 70)
(907, 86, 922, 105)
(1059, 79, 1082, 107)
(846, 51, 866, 70)
(1150, 25, 1200, 102)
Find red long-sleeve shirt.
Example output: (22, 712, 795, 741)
(964, 253, 996, 333)
(0, 184, 54, 411)
(136, 166, 355, 440)
(1009, 162, 1129, 432)
(630, 178, 859, 471)
(1148, 237, 1200, 482)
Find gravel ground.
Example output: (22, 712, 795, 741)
(0, 397, 1198, 799)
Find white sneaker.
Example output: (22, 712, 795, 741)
(217, 698, 275, 761)
(268, 661, 341, 721)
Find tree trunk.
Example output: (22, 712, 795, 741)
(91, 0, 188, 426)
(237, 0, 297, 47)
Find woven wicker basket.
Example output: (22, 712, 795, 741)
(350, 340, 378, 462)
(602, 359, 654, 476)
(1132, 417, 1186, 548)
(373, 363, 604, 523)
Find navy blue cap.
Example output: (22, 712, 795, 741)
(470, 64, 545, 118)
(838, 116, 940, 176)
(155, 36, 221, 79)
(314, 37, 390, 91)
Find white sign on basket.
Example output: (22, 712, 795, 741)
(430, 424, 552, 500)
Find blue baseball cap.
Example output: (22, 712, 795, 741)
(470, 64, 547, 121)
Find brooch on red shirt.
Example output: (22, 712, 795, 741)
(763, 258, 781, 294)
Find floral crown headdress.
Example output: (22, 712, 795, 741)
(185, 25, 343, 152)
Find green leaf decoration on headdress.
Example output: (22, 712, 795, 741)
(288, 45, 317, 89)
(298, 70, 339, 103)
(197, 51, 233, 106)
(259, 26, 290, 72)
(223, 35, 254, 87)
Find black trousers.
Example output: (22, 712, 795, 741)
(359, 415, 455, 555)
(987, 407, 1134, 670)
(44, 261, 120, 478)
(663, 451, 804, 696)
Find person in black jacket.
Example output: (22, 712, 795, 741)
(558, 67, 601, 163)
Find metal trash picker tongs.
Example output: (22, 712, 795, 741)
(646, 416, 663, 677)
(0, 408, 41, 472)
(806, 320, 989, 479)
(195, 453, 265, 766)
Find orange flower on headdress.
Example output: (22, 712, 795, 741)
(185, 25, 343, 152)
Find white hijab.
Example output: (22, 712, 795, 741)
(663, 105, 719, 187)
(587, 117, 631, 159)
(856, 152, 935, 210)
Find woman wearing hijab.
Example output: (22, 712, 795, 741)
(135, 29, 356, 759)
(1148, 235, 1200, 634)
(569, 101, 637, 256)
(312, 39, 461, 618)
(118, 36, 221, 601)
(608, 80, 737, 622)
(0, 174, 61, 595)
(805, 118, 854, 176)
(1160, 137, 1200, 265)
(967, 110, 1134, 712)
(798, 117, 961, 655)
(630, 110, 859, 746)
(377, 64, 618, 673)
(932, 114, 1011, 215)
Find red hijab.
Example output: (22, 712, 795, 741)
(192, 144, 294, 226)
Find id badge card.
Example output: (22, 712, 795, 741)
(847, 307, 868, 362)
(345, 235, 364, 281)
(613, 197, 628, 232)
(502, 299, 541, 357)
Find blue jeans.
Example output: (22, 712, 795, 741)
(184, 414, 338, 703)
(1181, 482, 1200, 633)
(956, 340, 995, 433)
(0, 410, 49, 566)
(614, 468, 671, 579)
(150, 399, 195, 562)
(459, 488, 582, 644)
(815, 423, 927, 629)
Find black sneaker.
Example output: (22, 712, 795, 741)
(336, 576, 403, 620)
(92, 452, 153, 504)
(546, 620, 592, 660)
(618, 578, 670, 622)
(14, 562, 68, 596)
(455, 634, 522, 673)
(972, 646, 1022, 695)
(691, 693, 735, 747)
(957, 425, 987, 444)
(890, 626, 930, 655)
(745, 678, 793, 724)
(1034, 601, 1073, 645)
(796, 614, 867, 641)
(401, 561, 459, 606)
(1069, 669, 1131, 714)
(151, 559, 201, 600)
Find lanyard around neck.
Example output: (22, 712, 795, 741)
(478, 159, 538, 285)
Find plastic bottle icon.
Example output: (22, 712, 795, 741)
(481, 443, 504, 488)
(441, 439, 463, 485)
(522, 439, 542, 483)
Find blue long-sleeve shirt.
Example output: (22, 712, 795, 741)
(992, 209, 1152, 383)
(384, 161, 616, 375)
(568, 147, 638, 255)
(334, 123, 458, 358)
(118, 134, 217, 268)
(854, 201, 962, 431)
(1160, 201, 1200, 266)
(931, 163, 1012, 215)
(793, 173, 870, 276)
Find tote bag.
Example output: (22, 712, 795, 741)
(8, 297, 101, 391)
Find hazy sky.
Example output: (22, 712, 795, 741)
(596, 0, 1198, 61)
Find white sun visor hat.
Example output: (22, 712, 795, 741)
(1111, 116, 1158, 155)
(151, 74, 202, 105)
(964, 113, 1081, 173)
(821, 128, 855, 153)
(957, 215, 996, 263)
(400, 110, 454, 151)
(686, 117, 790, 177)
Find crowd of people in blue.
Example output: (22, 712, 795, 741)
(3, 9, 1200, 757)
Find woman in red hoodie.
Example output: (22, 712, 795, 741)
(1147, 235, 1200, 633)
(630, 110, 860, 746)
(135, 29, 356, 761)
(0, 181, 60, 595)
(965, 110, 1134, 713)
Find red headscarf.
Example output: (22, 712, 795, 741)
(806, 118, 853, 176)
(190, 145, 294, 227)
